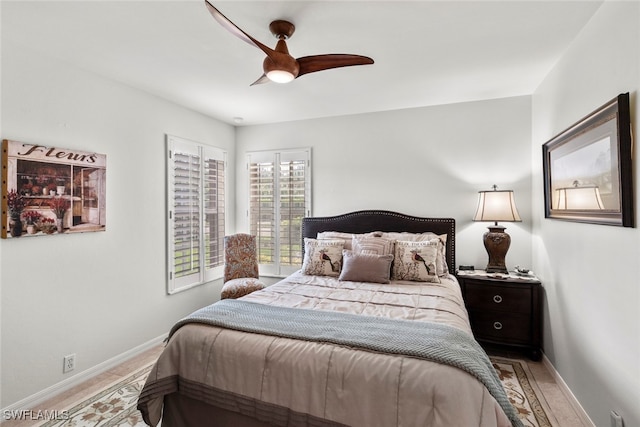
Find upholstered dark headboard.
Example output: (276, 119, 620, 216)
(302, 210, 455, 271)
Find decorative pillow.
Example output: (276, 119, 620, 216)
(352, 235, 395, 256)
(379, 231, 434, 242)
(302, 238, 344, 276)
(381, 232, 449, 276)
(429, 234, 449, 277)
(339, 250, 394, 284)
(316, 232, 355, 250)
(392, 240, 440, 283)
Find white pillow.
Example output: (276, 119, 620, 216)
(316, 231, 354, 250)
(351, 235, 395, 256)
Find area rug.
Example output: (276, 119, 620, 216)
(491, 357, 554, 427)
(36, 357, 553, 427)
(38, 364, 153, 427)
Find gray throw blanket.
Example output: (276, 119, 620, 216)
(170, 299, 523, 427)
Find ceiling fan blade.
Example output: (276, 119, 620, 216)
(204, 1, 275, 58)
(250, 74, 271, 86)
(296, 54, 374, 77)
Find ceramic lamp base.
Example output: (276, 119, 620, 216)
(482, 225, 511, 273)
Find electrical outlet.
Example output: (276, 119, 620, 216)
(610, 411, 624, 427)
(63, 354, 75, 373)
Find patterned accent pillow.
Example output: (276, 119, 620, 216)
(339, 250, 394, 284)
(352, 235, 395, 256)
(316, 231, 354, 250)
(302, 238, 344, 276)
(380, 232, 449, 277)
(392, 240, 440, 283)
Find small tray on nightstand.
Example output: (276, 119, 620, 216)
(457, 269, 540, 284)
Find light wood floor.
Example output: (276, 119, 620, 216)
(3, 345, 589, 426)
(3, 345, 164, 427)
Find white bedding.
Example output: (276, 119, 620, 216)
(138, 271, 518, 427)
(242, 270, 472, 333)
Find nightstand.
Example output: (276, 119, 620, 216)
(457, 270, 542, 360)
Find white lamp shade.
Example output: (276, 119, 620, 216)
(555, 186, 604, 210)
(473, 190, 522, 222)
(266, 69, 295, 83)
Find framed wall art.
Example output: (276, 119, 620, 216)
(542, 93, 633, 227)
(1, 139, 107, 238)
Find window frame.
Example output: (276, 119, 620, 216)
(247, 148, 312, 277)
(166, 135, 227, 294)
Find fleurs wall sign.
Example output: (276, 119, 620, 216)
(1, 139, 107, 238)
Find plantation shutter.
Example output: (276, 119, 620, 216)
(248, 149, 311, 276)
(249, 159, 276, 265)
(167, 135, 226, 294)
(204, 154, 225, 272)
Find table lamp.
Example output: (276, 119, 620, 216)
(473, 185, 521, 273)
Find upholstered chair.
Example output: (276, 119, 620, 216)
(220, 233, 266, 299)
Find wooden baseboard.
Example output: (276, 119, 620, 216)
(541, 353, 596, 427)
(1, 334, 165, 413)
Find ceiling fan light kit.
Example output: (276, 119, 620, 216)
(204, 1, 374, 85)
(265, 69, 296, 84)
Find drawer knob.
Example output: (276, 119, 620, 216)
(493, 295, 503, 304)
(493, 321, 503, 330)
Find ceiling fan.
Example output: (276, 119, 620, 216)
(204, 1, 374, 85)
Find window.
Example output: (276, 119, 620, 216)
(248, 149, 311, 276)
(167, 135, 226, 294)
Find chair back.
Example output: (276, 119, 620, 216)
(224, 234, 260, 282)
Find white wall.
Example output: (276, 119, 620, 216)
(236, 96, 534, 272)
(0, 45, 235, 406)
(532, 2, 640, 426)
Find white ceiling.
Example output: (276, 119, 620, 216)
(3, 1, 602, 126)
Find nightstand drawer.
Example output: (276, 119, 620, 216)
(468, 311, 531, 342)
(464, 281, 531, 314)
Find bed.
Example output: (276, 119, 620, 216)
(138, 210, 522, 427)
